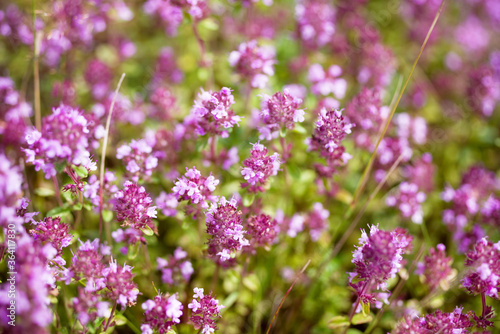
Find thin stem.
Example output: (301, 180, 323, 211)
(99, 73, 126, 244)
(103, 301, 117, 331)
(33, 0, 41, 131)
(52, 176, 63, 206)
(265, 259, 311, 334)
(211, 263, 220, 292)
(481, 292, 487, 318)
(350, 0, 447, 208)
(343, 281, 370, 334)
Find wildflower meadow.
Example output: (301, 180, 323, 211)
(1, 0, 500, 333)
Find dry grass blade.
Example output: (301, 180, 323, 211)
(350, 0, 447, 208)
(266, 259, 311, 334)
(99, 73, 126, 243)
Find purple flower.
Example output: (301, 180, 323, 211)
(172, 167, 219, 209)
(374, 137, 412, 182)
(149, 86, 177, 121)
(345, 87, 389, 150)
(205, 196, 249, 262)
(386, 182, 426, 224)
(113, 181, 158, 236)
(84, 59, 113, 100)
(306, 108, 354, 175)
(466, 65, 500, 117)
(462, 238, 500, 299)
(157, 247, 194, 285)
(188, 288, 224, 334)
(188, 87, 241, 138)
(257, 89, 305, 140)
(71, 287, 110, 326)
(229, 40, 276, 89)
(394, 307, 472, 334)
(30, 216, 73, 258)
(394, 113, 427, 145)
(304, 202, 330, 241)
(246, 213, 278, 248)
(24, 104, 96, 179)
(295, 0, 336, 49)
(308, 63, 347, 98)
(102, 258, 139, 308)
(0, 154, 24, 230)
(415, 244, 454, 291)
(241, 142, 281, 193)
(404, 153, 435, 193)
(156, 191, 179, 217)
(141, 293, 183, 333)
(116, 138, 158, 182)
(348, 225, 412, 310)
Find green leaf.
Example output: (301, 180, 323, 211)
(55, 162, 67, 173)
(72, 202, 83, 211)
(141, 225, 155, 236)
(128, 243, 140, 260)
(327, 315, 350, 329)
(352, 312, 373, 325)
(34, 187, 55, 197)
(222, 291, 239, 310)
(103, 210, 113, 223)
(293, 124, 307, 134)
(113, 313, 127, 326)
(243, 193, 255, 206)
(361, 300, 370, 316)
(47, 205, 72, 217)
(72, 165, 88, 178)
(279, 127, 287, 137)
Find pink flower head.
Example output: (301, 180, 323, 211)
(308, 63, 347, 98)
(102, 258, 139, 308)
(306, 108, 354, 175)
(205, 197, 249, 262)
(415, 244, 454, 291)
(113, 181, 158, 236)
(24, 104, 96, 179)
(116, 138, 158, 182)
(349, 225, 412, 310)
(246, 213, 278, 248)
(141, 293, 183, 333)
(229, 40, 276, 89)
(241, 142, 281, 193)
(156, 247, 194, 285)
(462, 238, 500, 299)
(386, 182, 426, 224)
(188, 288, 224, 334)
(172, 167, 219, 209)
(295, 0, 336, 49)
(189, 87, 241, 138)
(257, 89, 305, 140)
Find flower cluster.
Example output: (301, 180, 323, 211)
(394, 308, 472, 334)
(308, 63, 347, 99)
(188, 288, 224, 334)
(229, 40, 276, 89)
(348, 225, 412, 310)
(155, 191, 179, 217)
(462, 238, 500, 299)
(304, 202, 330, 241)
(386, 182, 426, 224)
(72, 287, 111, 326)
(116, 138, 158, 182)
(156, 247, 194, 285)
(395, 113, 427, 145)
(29, 216, 73, 259)
(442, 166, 499, 252)
(257, 89, 305, 140)
(0, 76, 32, 147)
(0, 154, 24, 230)
(415, 244, 454, 291)
(84, 59, 113, 100)
(241, 142, 281, 193)
(113, 181, 158, 236)
(345, 87, 388, 149)
(205, 197, 249, 262)
(246, 213, 278, 249)
(141, 293, 183, 334)
(306, 108, 354, 175)
(374, 137, 413, 182)
(172, 167, 219, 209)
(102, 258, 140, 308)
(188, 87, 241, 138)
(295, 0, 336, 49)
(24, 104, 96, 179)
